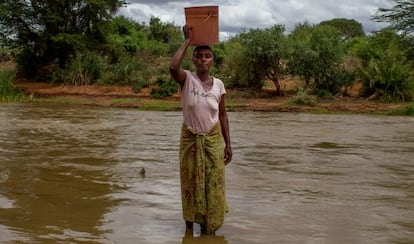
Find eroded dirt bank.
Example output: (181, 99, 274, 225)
(14, 79, 404, 113)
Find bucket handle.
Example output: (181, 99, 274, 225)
(191, 12, 213, 27)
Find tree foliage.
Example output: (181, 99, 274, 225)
(286, 22, 316, 87)
(372, 0, 414, 63)
(219, 41, 247, 88)
(287, 23, 352, 96)
(147, 16, 183, 55)
(0, 0, 126, 77)
(225, 25, 287, 93)
(1, 1, 413, 102)
(373, 0, 414, 35)
(148, 17, 181, 44)
(107, 16, 148, 55)
(349, 29, 414, 101)
(319, 18, 365, 39)
(364, 45, 414, 101)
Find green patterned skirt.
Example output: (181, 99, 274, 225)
(179, 123, 227, 234)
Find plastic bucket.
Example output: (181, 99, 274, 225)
(184, 6, 219, 46)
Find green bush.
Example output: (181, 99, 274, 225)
(132, 78, 148, 93)
(15, 48, 39, 78)
(99, 54, 151, 87)
(59, 52, 103, 85)
(150, 77, 178, 98)
(288, 87, 317, 106)
(352, 30, 414, 102)
(314, 89, 332, 98)
(360, 45, 414, 102)
(287, 24, 346, 96)
(404, 104, 414, 115)
(313, 64, 356, 97)
(0, 70, 27, 102)
(387, 103, 414, 115)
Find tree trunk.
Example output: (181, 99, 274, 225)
(272, 79, 282, 96)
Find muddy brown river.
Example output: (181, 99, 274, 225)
(0, 103, 413, 243)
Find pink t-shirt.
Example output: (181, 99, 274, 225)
(181, 70, 226, 134)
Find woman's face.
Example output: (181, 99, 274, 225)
(193, 49, 213, 73)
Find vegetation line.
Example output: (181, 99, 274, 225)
(0, 0, 413, 113)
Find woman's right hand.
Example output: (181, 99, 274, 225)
(182, 25, 192, 40)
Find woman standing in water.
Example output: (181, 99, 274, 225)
(169, 26, 232, 235)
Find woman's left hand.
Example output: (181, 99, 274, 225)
(224, 145, 232, 165)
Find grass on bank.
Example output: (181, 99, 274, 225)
(385, 103, 414, 115)
(30, 92, 413, 115)
(293, 101, 414, 116)
(33, 95, 249, 112)
(0, 69, 28, 102)
(288, 88, 317, 106)
(34, 96, 96, 105)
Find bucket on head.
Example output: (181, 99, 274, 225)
(184, 6, 219, 46)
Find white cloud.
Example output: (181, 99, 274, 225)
(119, 0, 394, 39)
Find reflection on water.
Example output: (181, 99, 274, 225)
(182, 229, 227, 244)
(0, 103, 413, 243)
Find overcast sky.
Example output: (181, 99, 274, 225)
(118, 0, 394, 40)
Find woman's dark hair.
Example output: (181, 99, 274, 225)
(193, 45, 213, 56)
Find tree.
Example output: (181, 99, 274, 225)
(319, 18, 365, 39)
(363, 44, 414, 101)
(147, 16, 183, 55)
(286, 22, 316, 88)
(227, 25, 287, 94)
(148, 17, 179, 43)
(220, 41, 248, 88)
(287, 23, 352, 96)
(373, 0, 414, 35)
(107, 16, 147, 55)
(350, 29, 414, 101)
(0, 0, 126, 77)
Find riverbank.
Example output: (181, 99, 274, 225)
(13, 79, 413, 115)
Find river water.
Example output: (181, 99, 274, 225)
(0, 103, 413, 244)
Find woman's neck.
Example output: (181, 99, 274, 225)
(196, 72, 210, 82)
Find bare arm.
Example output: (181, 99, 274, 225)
(169, 26, 192, 87)
(219, 95, 232, 164)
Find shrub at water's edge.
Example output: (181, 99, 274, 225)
(386, 103, 414, 116)
(0, 70, 28, 102)
(288, 87, 317, 106)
